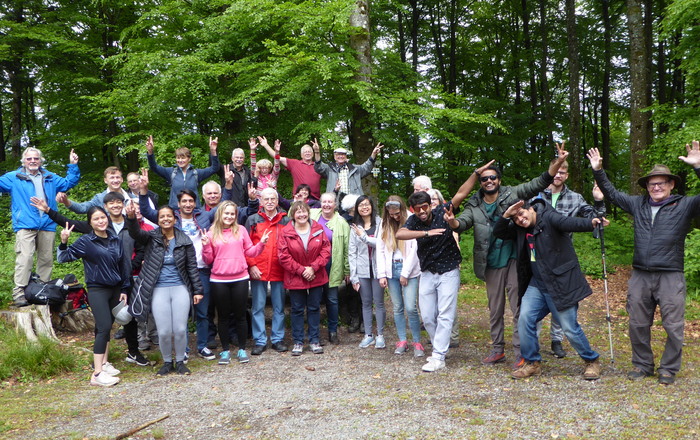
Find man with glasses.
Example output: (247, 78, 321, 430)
(0, 147, 80, 307)
(587, 142, 700, 385)
(446, 146, 568, 369)
(530, 148, 606, 359)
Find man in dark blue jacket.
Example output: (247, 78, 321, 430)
(494, 199, 606, 381)
(0, 147, 80, 307)
(588, 142, 700, 385)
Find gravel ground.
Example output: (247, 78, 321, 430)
(12, 285, 700, 440)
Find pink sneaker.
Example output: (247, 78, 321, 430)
(413, 342, 425, 357)
(394, 340, 408, 355)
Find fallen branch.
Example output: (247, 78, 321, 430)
(114, 414, 169, 440)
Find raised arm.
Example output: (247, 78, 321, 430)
(451, 160, 496, 208)
(587, 148, 636, 213)
(31, 196, 92, 234)
(678, 140, 700, 169)
(145, 135, 174, 183)
(196, 137, 220, 182)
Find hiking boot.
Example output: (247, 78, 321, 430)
(113, 327, 125, 339)
(511, 361, 541, 379)
(551, 341, 567, 358)
(359, 335, 375, 348)
(627, 367, 653, 381)
(482, 351, 506, 365)
(348, 317, 361, 333)
(319, 338, 327, 346)
(413, 342, 425, 358)
(156, 362, 174, 377)
(13, 296, 29, 308)
(126, 352, 149, 367)
(329, 332, 340, 345)
(375, 335, 386, 349)
(251, 345, 267, 356)
(198, 347, 216, 361)
(395, 340, 408, 355)
(512, 354, 525, 370)
(658, 374, 675, 385)
(219, 351, 231, 365)
(422, 357, 446, 373)
(311, 343, 324, 354)
(292, 343, 303, 356)
(175, 361, 191, 375)
(237, 349, 250, 364)
(91, 372, 120, 387)
(272, 341, 288, 352)
(101, 362, 120, 376)
(583, 359, 601, 380)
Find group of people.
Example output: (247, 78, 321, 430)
(3, 136, 699, 388)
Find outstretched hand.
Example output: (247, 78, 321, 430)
(587, 148, 603, 171)
(475, 160, 496, 176)
(311, 138, 320, 153)
(257, 136, 269, 149)
(274, 139, 281, 153)
(503, 200, 525, 219)
(30, 196, 50, 213)
(555, 141, 569, 163)
(146, 135, 154, 155)
(248, 137, 258, 150)
(679, 140, 700, 168)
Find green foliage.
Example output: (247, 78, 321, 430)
(684, 229, 700, 301)
(574, 219, 635, 279)
(0, 323, 79, 381)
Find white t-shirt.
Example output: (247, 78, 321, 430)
(181, 217, 205, 268)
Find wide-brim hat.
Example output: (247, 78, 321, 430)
(333, 148, 350, 155)
(637, 164, 681, 189)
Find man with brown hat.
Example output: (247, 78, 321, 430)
(587, 141, 700, 385)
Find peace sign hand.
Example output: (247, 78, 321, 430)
(200, 228, 210, 246)
(60, 222, 75, 244)
(125, 200, 136, 219)
(146, 135, 154, 154)
(443, 204, 455, 223)
(260, 228, 271, 244)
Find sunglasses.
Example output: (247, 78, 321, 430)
(479, 175, 499, 182)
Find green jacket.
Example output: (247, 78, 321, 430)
(454, 171, 554, 281)
(310, 210, 350, 288)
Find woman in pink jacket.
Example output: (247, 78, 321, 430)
(202, 200, 269, 365)
(278, 201, 331, 356)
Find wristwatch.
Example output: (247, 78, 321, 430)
(425, 231, 429, 238)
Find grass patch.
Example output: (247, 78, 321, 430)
(0, 323, 80, 381)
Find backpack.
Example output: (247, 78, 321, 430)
(24, 273, 67, 306)
(171, 166, 198, 184)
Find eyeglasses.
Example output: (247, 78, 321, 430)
(556, 171, 568, 176)
(357, 202, 371, 208)
(479, 175, 499, 183)
(414, 203, 431, 212)
(647, 180, 671, 189)
(25, 157, 41, 162)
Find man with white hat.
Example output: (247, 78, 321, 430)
(312, 140, 383, 195)
(587, 141, 700, 385)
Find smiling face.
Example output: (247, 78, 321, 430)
(89, 210, 110, 233)
(479, 170, 501, 196)
(294, 207, 309, 225)
(104, 200, 124, 218)
(357, 199, 373, 218)
(127, 173, 140, 193)
(104, 171, 124, 192)
(178, 194, 196, 217)
(296, 187, 309, 200)
(158, 208, 175, 230)
(413, 202, 432, 223)
(23, 151, 42, 174)
(258, 164, 271, 176)
(387, 207, 402, 223)
(513, 207, 536, 229)
(222, 205, 237, 227)
(261, 190, 279, 215)
(646, 176, 674, 203)
(232, 150, 245, 170)
(300, 145, 314, 162)
(552, 167, 569, 190)
(334, 152, 348, 166)
(430, 193, 440, 209)
(176, 154, 191, 170)
(321, 194, 336, 218)
(203, 184, 221, 208)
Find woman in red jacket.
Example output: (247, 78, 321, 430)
(278, 201, 331, 356)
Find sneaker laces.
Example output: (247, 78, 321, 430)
(413, 342, 424, 351)
(396, 340, 408, 349)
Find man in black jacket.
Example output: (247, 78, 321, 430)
(493, 199, 607, 380)
(588, 142, 700, 385)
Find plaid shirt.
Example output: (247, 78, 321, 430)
(530, 185, 605, 238)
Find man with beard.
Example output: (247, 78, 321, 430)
(529, 147, 605, 359)
(447, 145, 568, 370)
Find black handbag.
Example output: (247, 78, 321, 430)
(24, 273, 67, 306)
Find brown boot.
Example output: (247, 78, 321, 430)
(583, 359, 601, 380)
(511, 361, 541, 379)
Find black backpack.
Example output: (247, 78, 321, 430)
(24, 273, 68, 306)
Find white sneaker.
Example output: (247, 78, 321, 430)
(375, 335, 386, 349)
(90, 372, 120, 387)
(101, 362, 121, 376)
(359, 335, 375, 348)
(422, 357, 446, 372)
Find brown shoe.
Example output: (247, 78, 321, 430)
(511, 361, 541, 379)
(584, 359, 601, 380)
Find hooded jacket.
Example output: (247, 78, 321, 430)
(278, 220, 331, 290)
(349, 217, 382, 285)
(0, 164, 80, 232)
(147, 153, 220, 210)
(310, 209, 350, 288)
(314, 157, 375, 195)
(245, 207, 291, 282)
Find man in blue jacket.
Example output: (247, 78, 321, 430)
(0, 147, 80, 307)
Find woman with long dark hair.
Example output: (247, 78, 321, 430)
(349, 195, 386, 349)
(57, 206, 130, 386)
(125, 202, 203, 377)
(376, 196, 423, 356)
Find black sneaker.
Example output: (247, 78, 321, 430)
(156, 362, 174, 377)
(272, 341, 288, 352)
(113, 327, 125, 339)
(251, 345, 267, 356)
(658, 374, 675, 385)
(207, 339, 218, 350)
(126, 352, 149, 367)
(627, 367, 653, 380)
(348, 317, 360, 333)
(175, 361, 191, 375)
(551, 341, 566, 358)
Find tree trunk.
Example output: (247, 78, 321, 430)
(627, 0, 648, 196)
(349, 0, 378, 198)
(644, 0, 654, 147)
(602, 0, 611, 171)
(539, 0, 555, 149)
(448, 0, 457, 94)
(522, 0, 538, 152)
(0, 97, 5, 163)
(0, 305, 58, 342)
(566, 0, 582, 192)
(398, 10, 406, 64)
(410, 0, 420, 71)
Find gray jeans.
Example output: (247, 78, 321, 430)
(359, 278, 386, 336)
(152, 285, 191, 363)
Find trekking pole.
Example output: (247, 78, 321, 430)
(595, 219, 615, 364)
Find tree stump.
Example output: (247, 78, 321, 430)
(51, 303, 95, 333)
(0, 305, 59, 342)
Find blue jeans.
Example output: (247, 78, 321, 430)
(290, 287, 322, 344)
(322, 257, 339, 333)
(192, 268, 210, 350)
(386, 262, 420, 342)
(251, 280, 286, 345)
(519, 284, 599, 363)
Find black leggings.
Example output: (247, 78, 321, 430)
(210, 280, 248, 351)
(89, 285, 121, 354)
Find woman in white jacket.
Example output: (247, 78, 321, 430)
(376, 196, 423, 357)
(349, 195, 386, 349)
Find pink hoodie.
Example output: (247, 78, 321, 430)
(202, 227, 265, 282)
